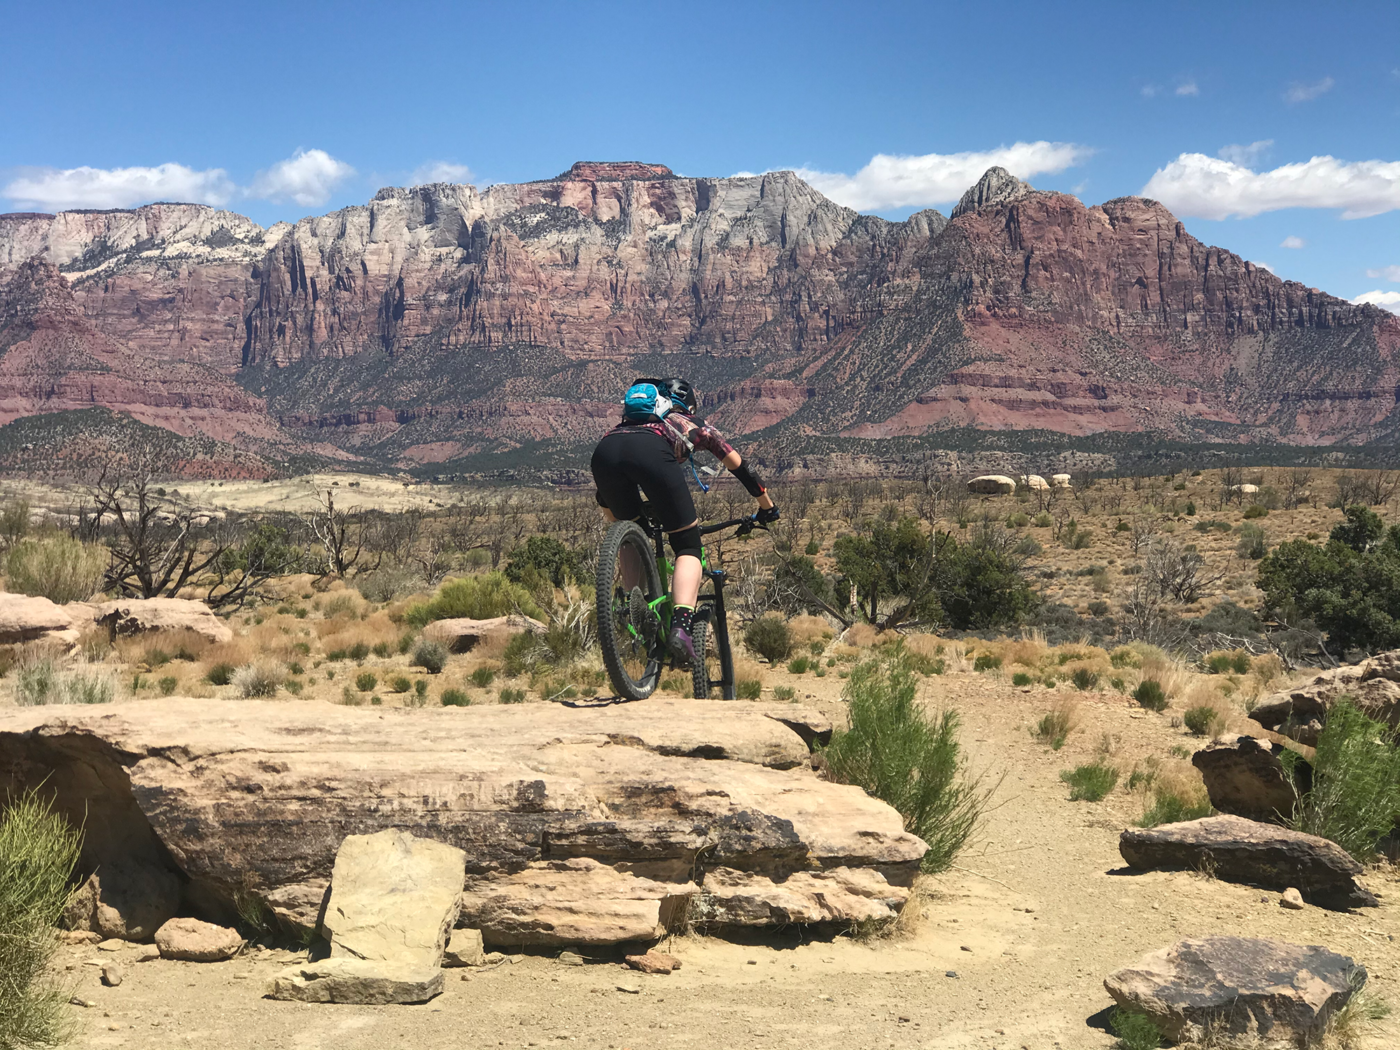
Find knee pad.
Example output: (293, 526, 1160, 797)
(668, 524, 703, 562)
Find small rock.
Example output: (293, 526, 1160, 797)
(96, 939, 126, 952)
(625, 951, 680, 975)
(154, 918, 243, 962)
(616, 984, 641, 994)
(1281, 888, 1306, 910)
(945, 971, 959, 979)
(61, 930, 102, 945)
(135, 946, 160, 962)
(101, 964, 123, 987)
(746, 959, 757, 966)
(442, 928, 484, 968)
(557, 951, 586, 966)
(960, 945, 973, 953)
(483, 951, 506, 964)
(69, 997, 96, 1008)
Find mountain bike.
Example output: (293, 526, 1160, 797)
(595, 512, 765, 701)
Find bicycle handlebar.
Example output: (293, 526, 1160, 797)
(700, 514, 763, 537)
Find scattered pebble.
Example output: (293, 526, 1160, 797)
(616, 984, 641, 994)
(1281, 887, 1306, 910)
(945, 971, 959, 979)
(101, 964, 123, 987)
(557, 951, 585, 966)
(960, 945, 973, 953)
(69, 997, 96, 1008)
(96, 940, 125, 952)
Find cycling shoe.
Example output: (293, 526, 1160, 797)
(667, 625, 697, 667)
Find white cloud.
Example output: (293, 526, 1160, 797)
(1280, 235, 1306, 249)
(2, 163, 235, 211)
(1141, 84, 1160, 98)
(1351, 290, 1400, 314)
(249, 149, 354, 207)
(789, 141, 1090, 212)
(1141, 153, 1400, 219)
(1365, 265, 1400, 282)
(1218, 140, 1273, 166)
(1176, 81, 1199, 97)
(1255, 261, 1275, 273)
(409, 161, 474, 186)
(1285, 77, 1335, 103)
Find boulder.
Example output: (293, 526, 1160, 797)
(1051, 473, 1072, 488)
(0, 699, 925, 949)
(1119, 815, 1375, 909)
(1191, 735, 1300, 823)
(0, 592, 80, 646)
(94, 598, 232, 644)
(1229, 483, 1260, 495)
(421, 614, 547, 654)
(967, 475, 1016, 495)
(626, 950, 681, 974)
(269, 829, 464, 1004)
(154, 917, 243, 961)
(1251, 651, 1400, 746)
(1020, 474, 1050, 491)
(1104, 937, 1364, 1047)
(63, 862, 181, 942)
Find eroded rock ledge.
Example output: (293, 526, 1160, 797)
(0, 698, 924, 946)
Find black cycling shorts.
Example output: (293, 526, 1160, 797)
(591, 430, 697, 533)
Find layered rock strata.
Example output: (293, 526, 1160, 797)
(0, 698, 925, 946)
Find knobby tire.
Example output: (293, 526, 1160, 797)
(596, 520, 663, 701)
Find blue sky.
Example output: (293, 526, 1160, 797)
(4, 0, 1400, 308)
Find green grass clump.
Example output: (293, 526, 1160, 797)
(158, 675, 178, 696)
(1032, 702, 1077, 750)
(1287, 699, 1400, 862)
(773, 686, 796, 701)
(404, 572, 543, 628)
(411, 639, 449, 675)
(499, 687, 527, 704)
(1110, 1007, 1163, 1050)
(1012, 672, 1033, 687)
(744, 617, 792, 663)
(735, 679, 762, 700)
(973, 653, 1001, 672)
(1132, 679, 1169, 712)
(372, 641, 392, 658)
(355, 671, 378, 693)
(5, 534, 107, 604)
(1183, 704, 1223, 737)
(441, 688, 471, 707)
(0, 792, 82, 1050)
(821, 652, 989, 873)
(388, 675, 412, 694)
(469, 666, 497, 688)
(1137, 784, 1213, 827)
(787, 656, 811, 674)
(1071, 668, 1099, 691)
(1061, 762, 1119, 801)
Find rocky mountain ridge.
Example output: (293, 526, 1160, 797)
(1, 161, 1396, 478)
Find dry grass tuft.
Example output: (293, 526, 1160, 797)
(843, 623, 879, 647)
(732, 657, 767, 689)
(788, 615, 835, 647)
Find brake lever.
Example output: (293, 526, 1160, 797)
(736, 521, 755, 539)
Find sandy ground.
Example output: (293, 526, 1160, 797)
(48, 670, 1400, 1050)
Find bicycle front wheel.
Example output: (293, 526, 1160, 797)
(596, 520, 664, 700)
(691, 618, 720, 699)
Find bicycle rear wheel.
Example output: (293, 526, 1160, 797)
(596, 520, 664, 700)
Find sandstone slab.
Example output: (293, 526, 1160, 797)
(0, 699, 924, 949)
(968, 475, 1016, 495)
(266, 959, 443, 1005)
(442, 928, 483, 967)
(0, 592, 79, 646)
(1192, 735, 1300, 823)
(154, 917, 242, 961)
(1104, 936, 1364, 1047)
(1252, 650, 1400, 746)
(422, 614, 546, 654)
(95, 598, 233, 644)
(1119, 815, 1375, 909)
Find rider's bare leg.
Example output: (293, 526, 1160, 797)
(668, 518, 703, 609)
(600, 507, 646, 590)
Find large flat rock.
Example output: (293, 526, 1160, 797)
(0, 698, 924, 946)
(1252, 650, 1400, 746)
(1105, 936, 1364, 1047)
(1119, 815, 1375, 909)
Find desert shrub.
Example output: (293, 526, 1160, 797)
(899, 648, 944, 676)
(808, 640, 826, 656)
(1110, 1006, 1163, 1050)
(735, 679, 762, 700)
(355, 567, 419, 604)
(1109, 646, 1141, 669)
(1013, 536, 1043, 556)
(505, 536, 585, 588)
(16, 659, 114, 706)
(158, 675, 178, 696)
(1012, 672, 1033, 687)
(397, 631, 416, 655)
(1068, 529, 1093, 550)
(1061, 761, 1119, 801)
(1137, 782, 1213, 827)
(5, 535, 107, 604)
(371, 641, 391, 658)
(1183, 704, 1223, 736)
(501, 632, 536, 676)
(1006, 512, 1029, 528)
(321, 593, 360, 618)
(284, 678, 304, 695)
(1033, 701, 1078, 749)
(345, 641, 369, 662)
(773, 686, 796, 701)
(1287, 700, 1400, 861)
(1032, 512, 1052, 528)
(411, 639, 449, 675)
(1184, 501, 1196, 516)
(973, 653, 1001, 672)
(233, 661, 283, 698)
(326, 648, 349, 662)
(1242, 504, 1268, 519)
(405, 573, 542, 628)
(660, 675, 686, 693)
(787, 656, 810, 674)
(1133, 679, 1169, 711)
(470, 666, 497, 688)
(804, 539, 820, 556)
(1087, 600, 1110, 617)
(822, 652, 988, 873)
(388, 675, 412, 693)
(286, 661, 304, 676)
(441, 688, 471, 707)
(499, 687, 526, 704)
(0, 792, 82, 1050)
(206, 662, 236, 686)
(355, 671, 378, 692)
(1071, 668, 1099, 691)
(745, 617, 793, 663)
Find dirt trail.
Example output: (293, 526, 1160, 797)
(49, 665, 1400, 1050)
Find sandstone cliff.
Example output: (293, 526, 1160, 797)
(1, 161, 1396, 476)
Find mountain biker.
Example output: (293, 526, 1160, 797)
(591, 376, 778, 666)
